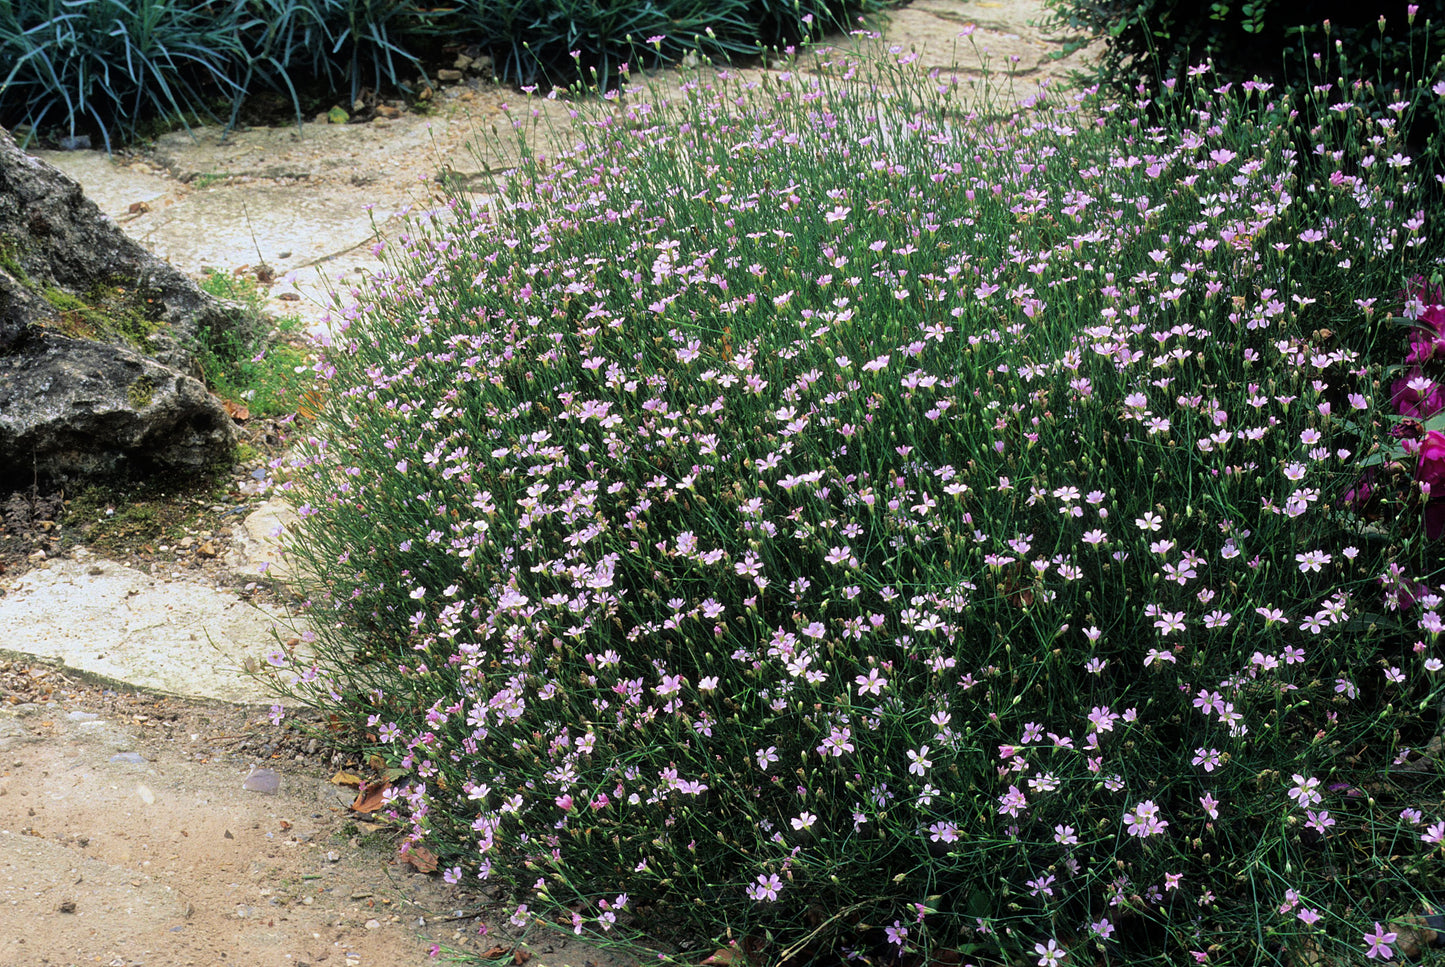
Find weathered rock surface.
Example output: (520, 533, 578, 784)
(0, 126, 246, 485)
(0, 336, 237, 481)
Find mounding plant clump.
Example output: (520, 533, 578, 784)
(268, 35, 1445, 967)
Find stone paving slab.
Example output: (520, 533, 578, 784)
(0, 554, 299, 706)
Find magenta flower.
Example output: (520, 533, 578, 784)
(1342, 468, 1378, 512)
(1403, 300, 1445, 362)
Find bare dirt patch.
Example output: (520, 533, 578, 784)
(0, 661, 638, 967)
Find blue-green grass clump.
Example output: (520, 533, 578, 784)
(0, 0, 884, 147)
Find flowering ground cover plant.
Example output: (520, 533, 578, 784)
(270, 27, 1445, 967)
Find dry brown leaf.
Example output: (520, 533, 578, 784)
(351, 780, 389, 814)
(402, 844, 438, 873)
(222, 400, 250, 422)
(298, 389, 325, 420)
(330, 771, 363, 787)
(481, 946, 522, 962)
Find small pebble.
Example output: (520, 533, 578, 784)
(109, 752, 147, 765)
(326, 850, 341, 863)
(242, 767, 280, 795)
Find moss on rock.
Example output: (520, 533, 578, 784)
(41, 281, 168, 350)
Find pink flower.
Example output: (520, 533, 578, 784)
(1404, 303, 1445, 362)
(1363, 922, 1397, 959)
(1405, 330, 1445, 364)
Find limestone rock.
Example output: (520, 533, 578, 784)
(0, 125, 248, 485)
(225, 495, 298, 585)
(0, 336, 236, 481)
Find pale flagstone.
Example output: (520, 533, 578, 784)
(0, 553, 303, 705)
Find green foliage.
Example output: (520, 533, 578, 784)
(448, 0, 756, 90)
(40, 281, 167, 347)
(231, 0, 440, 127)
(443, 0, 879, 91)
(266, 39, 1445, 967)
(1043, 0, 1336, 90)
(126, 373, 155, 408)
(0, 0, 886, 147)
(0, 235, 27, 280)
(195, 270, 313, 418)
(0, 0, 246, 150)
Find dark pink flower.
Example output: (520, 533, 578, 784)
(1404, 275, 1445, 308)
(1419, 431, 1445, 539)
(1405, 331, 1445, 364)
(1380, 576, 1429, 611)
(1392, 367, 1445, 418)
(1419, 431, 1445, 491)
(1342, 468, 1377, 511)
(1422, 302, 1445, 331)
